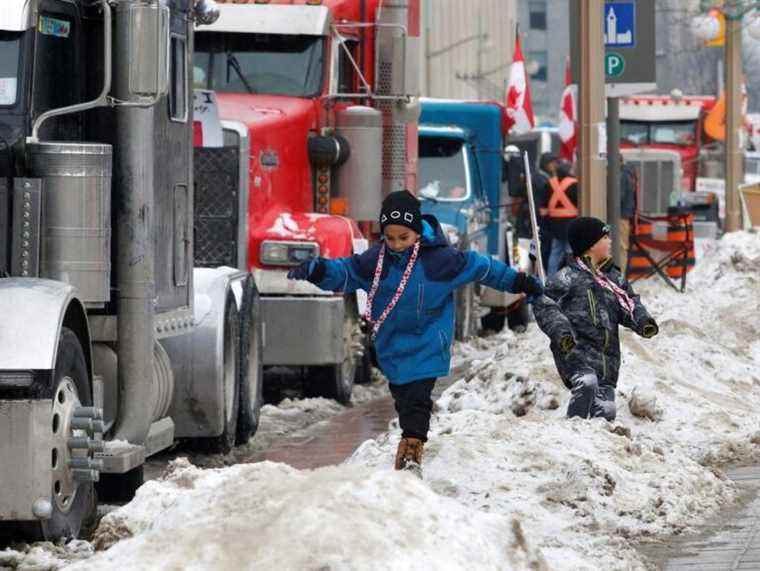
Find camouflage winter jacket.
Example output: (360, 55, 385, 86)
(533, 257, 655, 388)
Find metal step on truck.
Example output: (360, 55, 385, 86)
(0, 0, 264, 541)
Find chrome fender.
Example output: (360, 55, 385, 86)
(0, 278, 87, 371)
(163, 267, 246, 438)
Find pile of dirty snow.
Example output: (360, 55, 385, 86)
(350, 231, 760, 568)
(69, 458, 545, 571)
(7, 232, 760, 570)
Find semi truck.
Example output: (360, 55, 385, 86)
(192, 0, 421, 402)
(620, 94, 721, 220)
(0, 0, 264, 541)
(417, 99, 527, 339)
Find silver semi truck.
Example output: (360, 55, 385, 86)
(0, 0, 263, 541)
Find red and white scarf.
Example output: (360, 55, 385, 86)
(363, 240, 421, 339)
(576, 257, 635, 318)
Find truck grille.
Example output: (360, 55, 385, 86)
(622, 150, 680, 216)
(193, 147, 239, 268)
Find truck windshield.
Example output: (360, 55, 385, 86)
(622, 121, 697, 147)
(418, 138, 470, 202)
(0, 32, 22, 106)
(194, 32, 324, 97)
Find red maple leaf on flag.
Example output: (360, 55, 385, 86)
(504, 34, 534, 135)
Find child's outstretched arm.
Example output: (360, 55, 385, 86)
(617, 276, 659, 338)
(287, 248, 374, 294)
(448, 250, 543, 297)
(532, 274, 576, 351)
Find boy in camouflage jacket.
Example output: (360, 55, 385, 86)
(533, 217, 658, 421)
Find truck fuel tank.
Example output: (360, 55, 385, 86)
(27, 142, 112, 305)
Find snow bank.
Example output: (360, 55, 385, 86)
(14, 232, 760, 570)
(70, 459, 546, 571)
(349, 231, 760, 568)
(0, 541, 92, 570)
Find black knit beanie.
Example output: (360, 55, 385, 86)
(379, 190, 423, 234)
(568, 217, 610, 257)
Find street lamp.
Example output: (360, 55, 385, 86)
(692, 2, 760, 232)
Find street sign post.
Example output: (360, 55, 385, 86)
(570, 0, 656, 97)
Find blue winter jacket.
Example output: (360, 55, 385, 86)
(314, 215, 520, 385)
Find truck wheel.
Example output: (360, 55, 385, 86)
(20, 328, 97, 541)
(235, 276, 263, 446)
(354, 334, 373, 385)
(455, 284, 476, 341)
(306, 300, 359, 404)
(480, 309, 506, 333)
(507, 301, 530, 332)
(96, 466, 144, 504)
(192, 294, 240, 454)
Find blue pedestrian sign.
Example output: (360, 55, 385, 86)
(604, 1, 635, 48)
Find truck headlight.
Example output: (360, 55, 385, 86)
(260, 241, 320, 266)
(440, 223, 460, 246)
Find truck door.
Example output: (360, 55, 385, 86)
(33, 1, 83, 141)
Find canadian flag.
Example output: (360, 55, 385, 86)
(504, 35, 535, 135)
(558, 58, 577, 162)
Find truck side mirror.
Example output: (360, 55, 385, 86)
(124, 2, 170, 100)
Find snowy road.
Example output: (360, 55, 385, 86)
(2, 232, 760, 570)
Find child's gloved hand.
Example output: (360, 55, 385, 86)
(640, 318, 659, 338)
(287, 259, 325, 283)
(514, 272, 544, 297)
(559, 335, 576, 355)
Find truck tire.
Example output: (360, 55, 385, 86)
(507, 301, 530, 332)
(354, 331, 373, 385)
(480, 309, 506, 333)
(455, 284, 476, 341)
(96, 466, 144, 504)
(191, 294, 240, 454)
(19, 328, 97, 541)
(235, 276, 263, 445)
(306, 300, 359, 404)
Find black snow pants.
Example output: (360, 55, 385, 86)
(389, 378, 436, 442)
(566, 373, 617, 421)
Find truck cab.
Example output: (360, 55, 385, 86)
(418, 125, 490, 253)
(418, 99, 525, 338)
(192, 0, 420, 402)
(620, 95, 720, 216)
(0, 0, 262, 542)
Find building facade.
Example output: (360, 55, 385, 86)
(421, 0, 518, 101)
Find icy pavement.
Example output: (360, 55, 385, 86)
(2, 231, 760, 570)
(643, 465, 760, 569)
(143, 370, 389, 476)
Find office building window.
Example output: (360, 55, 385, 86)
(529, 1, 547, 30)
(527, 51, 548, 82)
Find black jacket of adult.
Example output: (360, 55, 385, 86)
(620, 163, 637, 219)
(533, 257, 655, 388)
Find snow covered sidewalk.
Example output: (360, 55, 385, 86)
(4, 231, 760, 570)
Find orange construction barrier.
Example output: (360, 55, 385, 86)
(626, 212, 695, 291)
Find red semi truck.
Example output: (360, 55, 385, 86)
(619, 95, 722, 218)
(192, 0, 421, 402)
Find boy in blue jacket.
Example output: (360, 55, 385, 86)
(288, 190, 542, 473)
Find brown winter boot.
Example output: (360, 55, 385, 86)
(394, 437, 424, 475)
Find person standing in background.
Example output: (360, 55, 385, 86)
(534, 153, 559, 273)
(546, 160, 579, 276)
